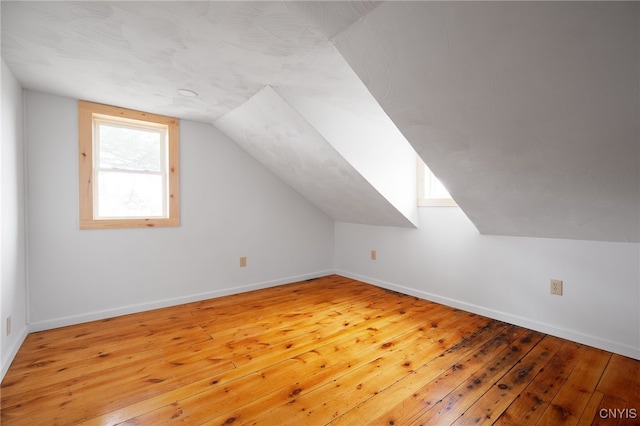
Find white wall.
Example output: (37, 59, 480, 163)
(1, 60, 28, 379)
(279, 89, 419, 227)
(7, 88, 638, 379)
(25, 90, 335, 330)
(336, 207, 640, 360)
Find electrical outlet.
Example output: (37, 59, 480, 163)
(239, 256, 247, 267)
(6, 316, 11, 336)
(371, 250, 377, 260)
(550, 279, 563, 296)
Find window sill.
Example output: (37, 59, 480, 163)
(79, 217, 180, 230)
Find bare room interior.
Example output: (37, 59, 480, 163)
(1, 1, 639, 424)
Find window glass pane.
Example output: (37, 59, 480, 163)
(429, 174, 452, 199)
(423, 163, 453, 199)
(98, 123, 163, 172)
(97, 172, 164, 218)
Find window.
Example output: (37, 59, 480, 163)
(417, 157, 457, 207)
(78, 101, 180, 229)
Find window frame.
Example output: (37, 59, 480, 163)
(78, 100, 180, 229)
(416, 157, 458, 207)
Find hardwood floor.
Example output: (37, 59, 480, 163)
(1, 275, 638, 425)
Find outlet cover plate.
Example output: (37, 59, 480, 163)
(550, 279, 563, 296)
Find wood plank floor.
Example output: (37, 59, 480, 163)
(2, 275, 639, 425)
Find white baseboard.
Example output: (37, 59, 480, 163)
(1, 325, 29, 381)
(21, 269, 640, 367)
(29, 270, 334, 333)
(337, 270, 640, 361)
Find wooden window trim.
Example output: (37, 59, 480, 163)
(418, 197, 459, 207)
(78, 101, 180, 229)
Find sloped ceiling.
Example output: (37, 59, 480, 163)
(2, 1, 639, 241)
(215, 86, 413, 227)
(333, 1, 640, 242)
(0, 1, 379, 123)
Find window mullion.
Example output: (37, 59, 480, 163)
(97, 167, 164, 176)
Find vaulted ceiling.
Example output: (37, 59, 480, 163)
(333, 1, 640, 242)
(2, 1, 638, 242)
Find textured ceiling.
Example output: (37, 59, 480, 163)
(215, 86, 414, 227)
(2, 0, 418, 228)
(334, 1, 640, 242)
(1, 1, 378, 122)
(2, 1, 638, 241)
